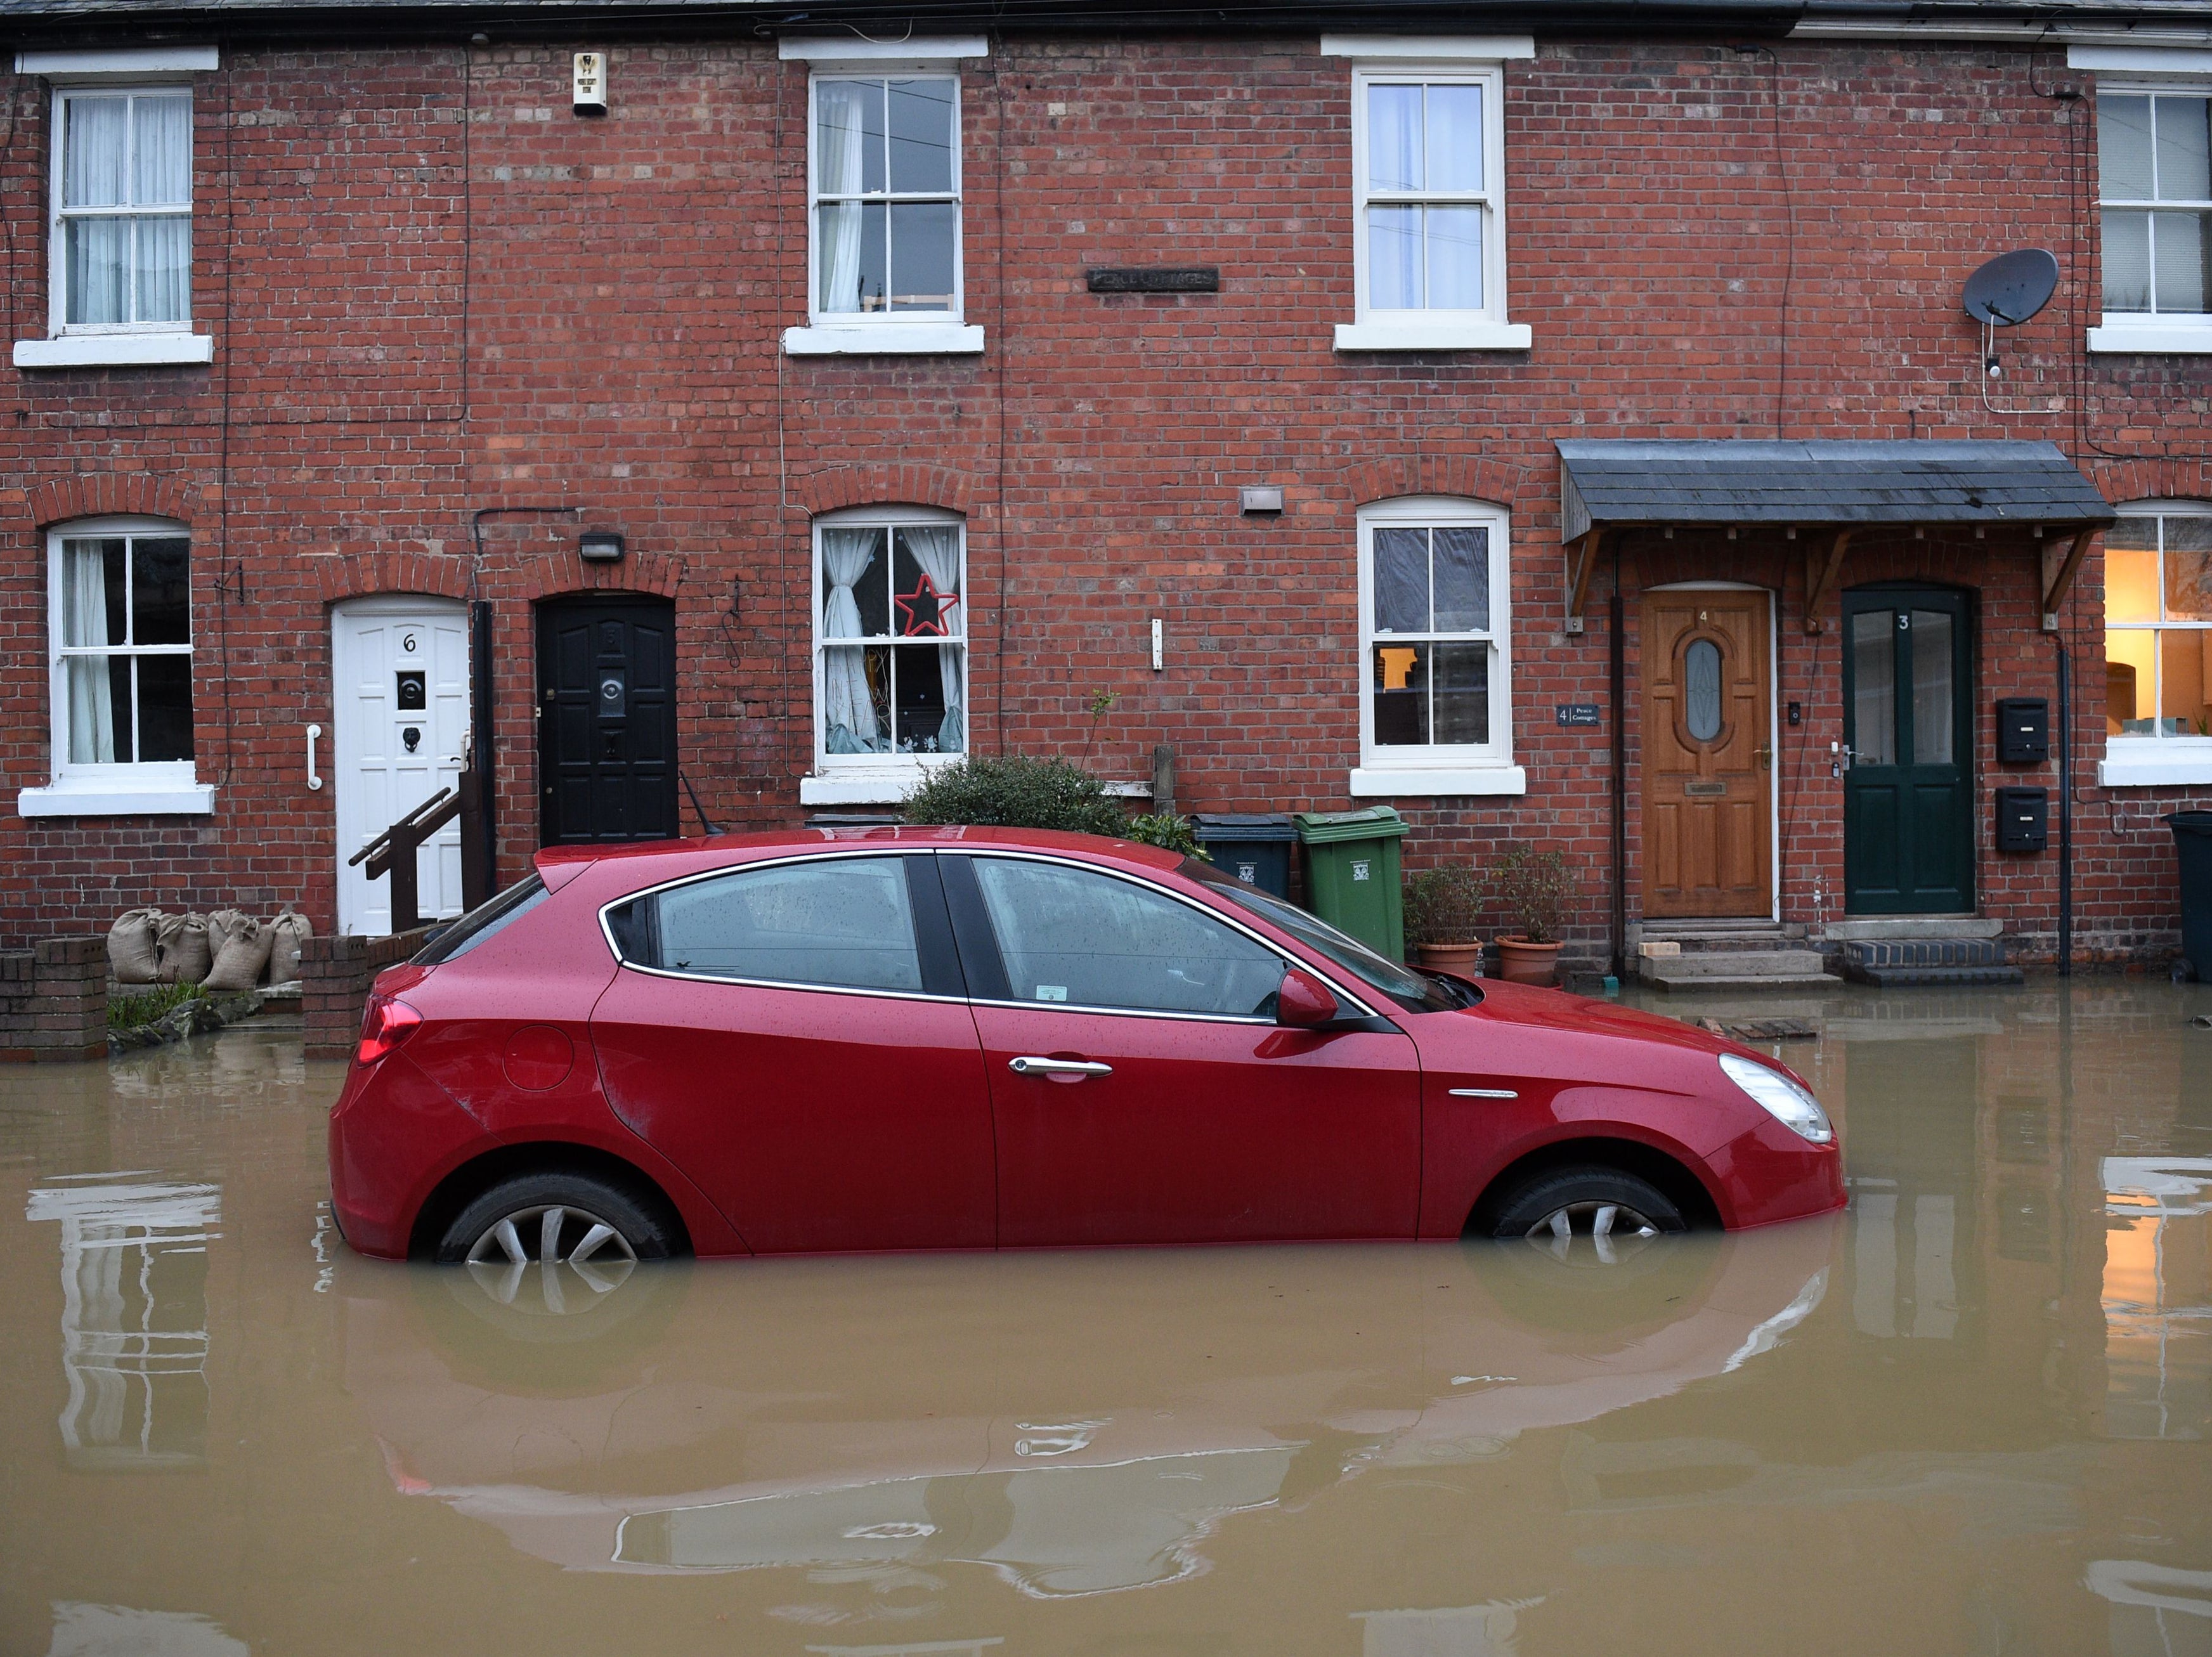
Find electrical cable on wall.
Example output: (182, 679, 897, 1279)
(991, 34, 1011, 756)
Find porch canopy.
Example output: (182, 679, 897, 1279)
(1556, 439, 2116, 632)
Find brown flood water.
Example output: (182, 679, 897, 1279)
(1, 982, 2207, 1656)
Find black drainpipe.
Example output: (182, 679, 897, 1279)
(2055, 631, 2072, 977)
(1610, 538, 1628, 982)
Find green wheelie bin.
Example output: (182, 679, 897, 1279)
(1292, 807, 1410, 961)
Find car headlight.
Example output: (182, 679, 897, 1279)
(1719, 1053, 1834, 1144)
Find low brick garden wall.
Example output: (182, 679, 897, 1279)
(0, 937, 108, 1063)
(300, 928, 433, 1062)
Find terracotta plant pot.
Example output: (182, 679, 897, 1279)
(1495, 936, 1563, 985)
(1415, 940, 1485, 978)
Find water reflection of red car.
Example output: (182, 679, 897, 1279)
(327, 829, 1844, 1266)
(344, 1221, 1838, 1590)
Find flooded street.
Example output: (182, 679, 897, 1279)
(2, 984, 2207, 1657)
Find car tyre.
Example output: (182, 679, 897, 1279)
(433, 1169, 681, 1267)
(1483, 1166, 1688, 1247)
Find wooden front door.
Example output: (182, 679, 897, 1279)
(1641, 589, 1774, 918)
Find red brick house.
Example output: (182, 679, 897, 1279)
(4, 0, 2209, 977)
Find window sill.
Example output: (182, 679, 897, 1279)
(2098, 746, 2212, 788)
(18, 781, 214, 817)
(783, 323, 985, 357)
(2085, 320, 2212, 354)
(800, 772, 1153, 806)
(1349, 765, 1527, 798)
(15, 333, 214, 369)
(1334, 320, 1531, 354)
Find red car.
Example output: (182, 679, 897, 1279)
(328, 828, 1844, 1268)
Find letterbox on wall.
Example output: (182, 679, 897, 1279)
(1996, 697, 2049, 764)
(1996, 787, 2049, 853)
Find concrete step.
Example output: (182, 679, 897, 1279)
(1649, 949, 1830, 977)
(1646, 965, 1849, 991)
(1640, 923, 1806, 955)
(1640, 949, 1842, 992)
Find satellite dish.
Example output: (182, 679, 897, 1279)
(1963, 249, 2060, 325)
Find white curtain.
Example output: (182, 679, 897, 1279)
(65, 97, 129, 325)
(816, 81, 870, 315)
(902, 525, 964, 753)
(62, 543, 115, 764)
(821, 529, 881, 752)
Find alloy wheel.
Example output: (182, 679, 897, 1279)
(1523, 1200, 1662, 1266)
(464, 1203, 637, 1313)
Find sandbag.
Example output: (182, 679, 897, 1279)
(107, 909, 164, 985)
(265, 911, 313, 987)
(155, 913, 212, 985)
(205, 909, 254, 958)
(204, 916, 274, 992)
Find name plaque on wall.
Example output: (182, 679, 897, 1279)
(1555, 703, 1602, 729)
(1086, 267, 1221, 294)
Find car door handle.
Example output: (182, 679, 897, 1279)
(1010, 1056, 1113, 1079)
(1448, 1088, 1519, 1100)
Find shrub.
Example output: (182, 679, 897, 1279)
(1487, 845, 1577, 945)
(1403, 866, 1484, 945)
(108, 981, 205, 1032)
(1124, 812, 1207, 859)
(902, 755, 1128, 836)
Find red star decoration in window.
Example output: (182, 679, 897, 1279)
(895, 573, 960, 637)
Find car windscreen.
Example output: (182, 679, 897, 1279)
(412, 874, 549, 965)
(1178, 859, 1474, 1013)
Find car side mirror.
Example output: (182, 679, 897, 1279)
(1276, 968, 1340, 1028)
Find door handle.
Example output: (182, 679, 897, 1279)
(1754, 743, 1773, 770)
(1448, 1088, 1519, 1100)
(306, 723, 323, 791)
(1009, 1056, 1113, 1079)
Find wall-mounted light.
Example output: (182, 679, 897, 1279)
(1240, 486, 1284, 515)
(573, 52, 608, 117)
(579, 531, 625, 562)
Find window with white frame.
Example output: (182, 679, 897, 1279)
(2105, 504, 2212, 750)
(1325, 37, 1530, 353)
(2099, 89, 2212, 322)
(47, 519, 197, 780)
(1357, 499, 1516, 787)
(51, 87, 193, 334)
(810, 75, 960, 323)
(814, 509, 966, 768)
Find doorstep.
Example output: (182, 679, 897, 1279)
(1822, 916, 2003, 942)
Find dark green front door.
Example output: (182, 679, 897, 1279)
(1842, 585, 1974, 914)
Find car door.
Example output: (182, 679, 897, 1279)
(942, 852, 1422, 1247)
(591, 851, 995, 1253)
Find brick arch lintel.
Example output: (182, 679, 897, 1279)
(1344, 455, 1529, 515)
(311, 549, 687, 606)
(25, 472, 200, 531)
(790, 463, 976, 517)
(2089, 455, 2212, 510)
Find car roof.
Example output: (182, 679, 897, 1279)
(533, 825, 1186, 876)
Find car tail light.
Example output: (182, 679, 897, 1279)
(356, 994, 423, 1067)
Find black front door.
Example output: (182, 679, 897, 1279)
(1842, 585, 1974, 914)
(536, 595, 679, 845)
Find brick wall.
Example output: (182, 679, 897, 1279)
(299, 928, 433, 1061)
(0, 937, 107, 1063)
(2, 34, 2207, 961)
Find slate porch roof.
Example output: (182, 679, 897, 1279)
(1556, 439, 2116, 544)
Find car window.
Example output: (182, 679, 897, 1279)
(412, 874, 548, 965)
(969, 857, 1287, 1018)
(615, 857, 923, 994)
(1180, 857, 1469, 1013)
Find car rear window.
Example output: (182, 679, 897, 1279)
(412, 874, 549, 965)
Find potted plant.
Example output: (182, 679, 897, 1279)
(1486, 846, 1576, 985)
(1403, 866, 1485, 978)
